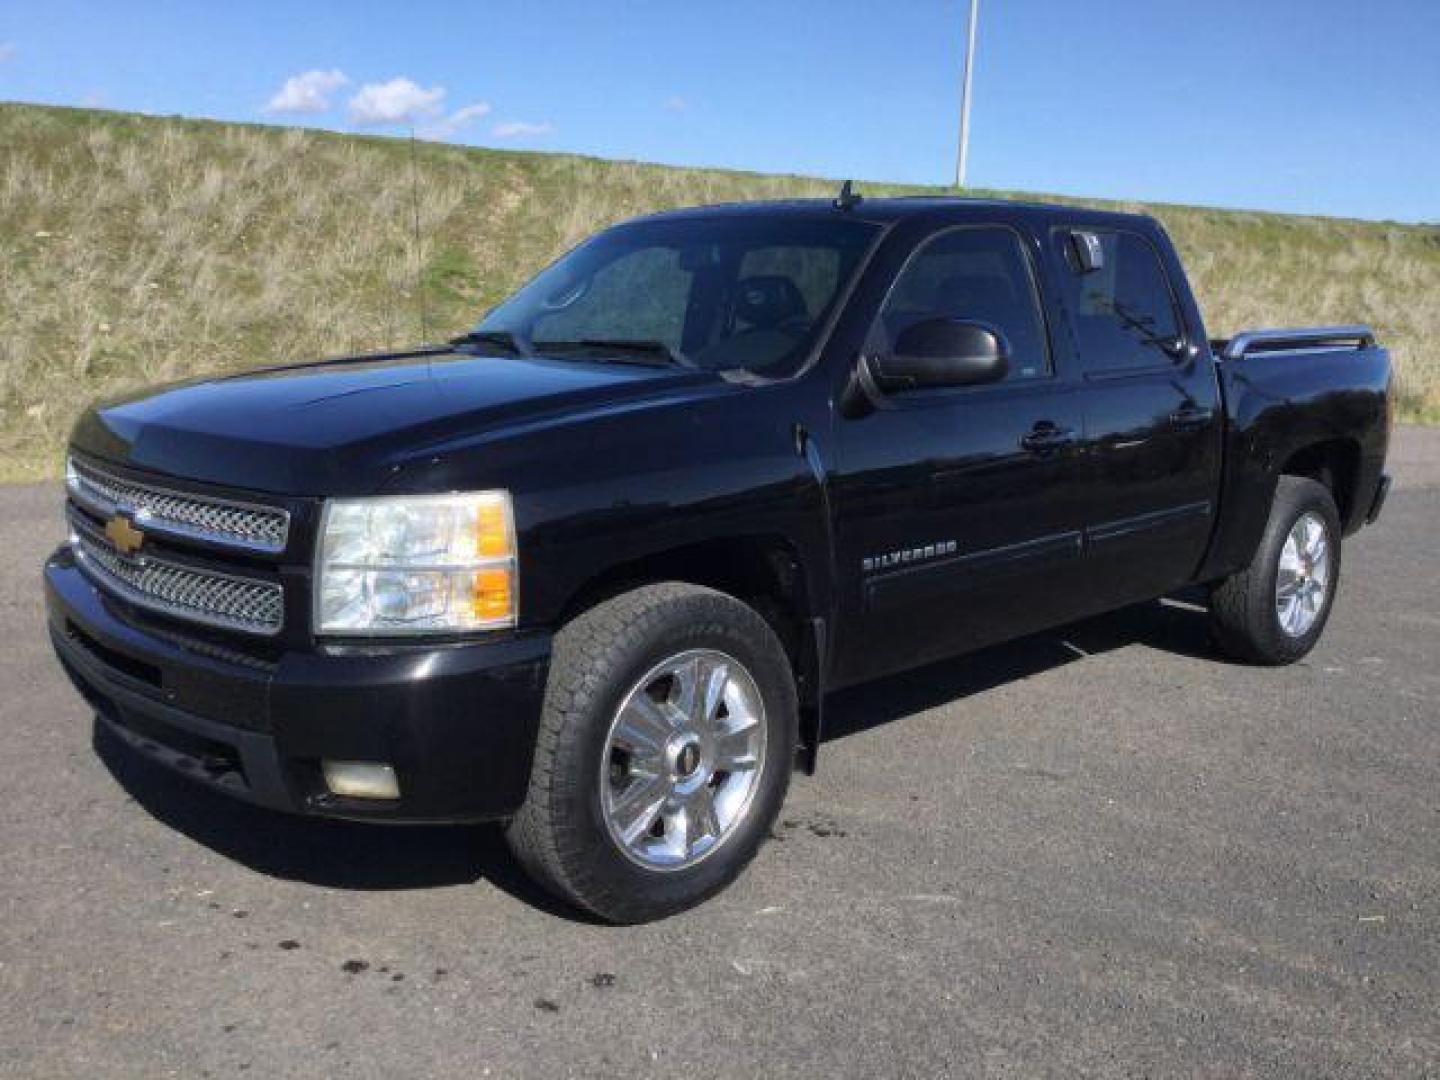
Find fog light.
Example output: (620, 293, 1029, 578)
(322, 761, 400, 800)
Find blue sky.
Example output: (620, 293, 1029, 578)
(1, 0, 1436, 221)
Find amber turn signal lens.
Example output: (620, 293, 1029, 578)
(474, 501, 511, 559)
(472, 568, 513, 621)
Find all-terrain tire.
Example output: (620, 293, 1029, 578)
(1209, 476, 1342, 665)
(505, 583, 796, 923)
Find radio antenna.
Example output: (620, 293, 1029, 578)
(407, 125, 430, 342)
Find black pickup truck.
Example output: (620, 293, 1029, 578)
(46, 193, 1392, 922)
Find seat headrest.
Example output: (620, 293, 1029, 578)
(735, 275, 807, 329)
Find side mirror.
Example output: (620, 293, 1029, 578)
(867, 318, 1010, 393)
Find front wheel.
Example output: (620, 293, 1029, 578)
(505, 583, 796, 923)
(1209, 476, 1342, 665)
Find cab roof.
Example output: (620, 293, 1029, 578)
(634, 195, 1157, 232)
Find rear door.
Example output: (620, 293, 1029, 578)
(829, 220, 1089, 685)
(1049, 225, 1223, 606)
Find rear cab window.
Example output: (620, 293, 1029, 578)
(869, 225, 1053, 383)
(1054, 228, 1184, 374)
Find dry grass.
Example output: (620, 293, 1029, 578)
(2, 103, 1436, 480)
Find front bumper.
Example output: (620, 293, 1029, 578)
(45, 546, 551, 822)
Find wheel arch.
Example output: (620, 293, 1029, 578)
(1199, 432, 1364, 584)
(1278, 437, 1362, 532)
(552, 533, 828, 772)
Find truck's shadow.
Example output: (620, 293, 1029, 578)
(93, 727, 583, 917)
(823, 591, 1216, 743)
(95, 593, 1215, 911)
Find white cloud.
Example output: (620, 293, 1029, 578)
(264, 68, 349, 114)
(448, 102, 493, 127)
(419, 101, 493, 140)
(348, 77, 446, 126)
(663, 96, 687, 112)
(491, 119, 554, 139)
(0, 42, 16, 62)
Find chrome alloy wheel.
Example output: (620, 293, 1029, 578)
(600, 649, 767, 871)
(1276, 510, 1331, 638)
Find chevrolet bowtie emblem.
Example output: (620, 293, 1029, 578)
(104, 514, 145, 556)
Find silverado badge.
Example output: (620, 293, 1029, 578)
(104, 514, 145, 556)
(862, 540, 958, 573)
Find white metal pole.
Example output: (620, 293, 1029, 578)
(955, 0, 980, 189)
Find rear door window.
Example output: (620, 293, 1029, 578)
(1056, 229, 1182, 373)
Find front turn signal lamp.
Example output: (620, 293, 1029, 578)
(315, 491, 518, 636)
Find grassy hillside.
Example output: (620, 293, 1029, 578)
(2, 102, 1436, 481)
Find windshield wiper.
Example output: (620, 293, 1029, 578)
(534, 338, 687, 368)
(450, 329, 529, 356)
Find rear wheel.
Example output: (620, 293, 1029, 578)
(1209, 476, 1342, 665)
(505, 583, 795, 923)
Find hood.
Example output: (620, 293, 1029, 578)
(71, 348, 716, 495)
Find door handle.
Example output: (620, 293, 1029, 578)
(1020, 422, 1076, 455)
(1169, 404, 1214, 428)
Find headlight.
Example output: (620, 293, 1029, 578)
(316, 491, 517, 636)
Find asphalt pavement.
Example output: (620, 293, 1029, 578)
(2, 428, 1437, 1078)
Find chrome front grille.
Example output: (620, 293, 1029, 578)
(69, 510, 284, 636)
(67, 456, 290, 554)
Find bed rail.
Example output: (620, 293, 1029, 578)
(1218, 325, 1376, 361)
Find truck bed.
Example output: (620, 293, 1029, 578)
(1198, 323, 1391, 583)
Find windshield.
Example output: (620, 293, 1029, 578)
(474, 215, 881, 378)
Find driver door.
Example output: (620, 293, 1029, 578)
(829, 222, 1089, 685)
